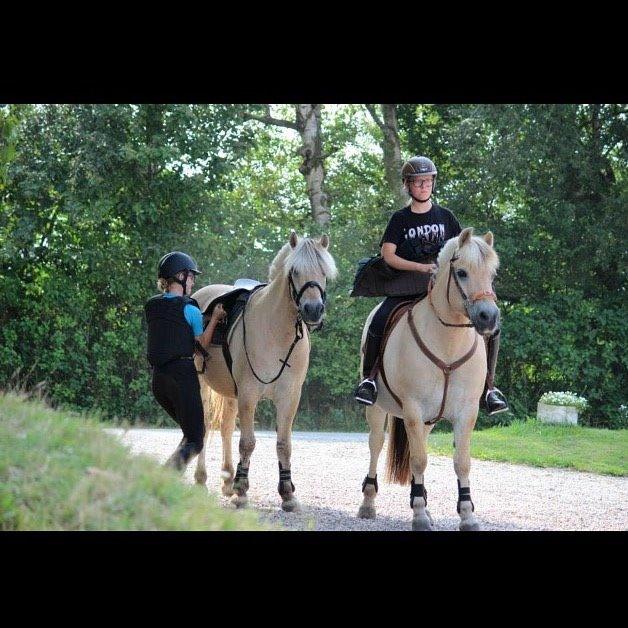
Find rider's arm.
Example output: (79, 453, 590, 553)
(195, 304, 226, 352)
(381, 242, 436, 273)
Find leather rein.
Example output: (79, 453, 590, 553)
(241, 269, 326, 385)
(384, 252, 497, 424)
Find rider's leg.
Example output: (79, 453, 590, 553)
(482, 329, 508, 415)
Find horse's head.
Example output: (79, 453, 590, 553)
(270, 231, 338, 327)
(436, 227, 500, 336)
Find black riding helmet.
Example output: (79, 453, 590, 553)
(401, 156, 438, 198)
(158, 251, 201, 295)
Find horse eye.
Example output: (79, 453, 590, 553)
(456, 269, 468, 279)
(293, 269, 299, 277)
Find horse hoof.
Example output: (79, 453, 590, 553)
(194, 473, 207, 485)
(281, 498, 300, 513)
(230, 493, 248, 509)
(221, 484, 235, 497)
(459, 519, 481, 531)
(412, 516, 434, 531)
(357, 505, 376, 519)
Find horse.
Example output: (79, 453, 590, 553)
(356, 227, 500, 531)
(190, 231, 338, 511)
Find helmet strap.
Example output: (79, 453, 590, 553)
(173, 270, 189, 296)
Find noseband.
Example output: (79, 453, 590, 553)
(288, 269, 327, 309)
(429, 254, 497, 328)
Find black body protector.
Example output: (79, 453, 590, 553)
(145, 295, 199, 367)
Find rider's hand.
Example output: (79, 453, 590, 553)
(416, 262, 437, 273)
(211, 303, 227, 322)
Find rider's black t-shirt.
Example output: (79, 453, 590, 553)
(380, 203, 462, 260)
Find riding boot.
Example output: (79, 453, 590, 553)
(481, 329, 509, 415)
(166, 440, 200, 472)
(354, 331, 382, 405)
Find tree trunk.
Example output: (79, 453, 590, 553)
(295, 104, 330, 227)
(366, 104, 405, 209)
(381, 105, 405, 208)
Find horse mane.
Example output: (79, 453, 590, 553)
(268, 236, 338, 282)
(437, 233, 499, 274)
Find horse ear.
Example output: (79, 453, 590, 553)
(320, 234, 329, 249)
(458, 227, 474, 247)
(483, 231, 494, 247)
(289, 231, 298, 248)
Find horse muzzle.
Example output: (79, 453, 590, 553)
(467, 300, 500, 336)
(301, 301, 325, 326)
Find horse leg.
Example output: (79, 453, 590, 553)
(219, 398, 238, 496)
(194, 382, 213, 485)
(274, 393, 301, 513)
(230, 396, 257, 509)
(357, 405, 386, 519)
(404, 409, 433, 531)
(453, 416, 481, 531)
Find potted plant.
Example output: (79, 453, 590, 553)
(537, 391, 588, 425)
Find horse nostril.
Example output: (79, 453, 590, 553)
(479, 311, 488, 321)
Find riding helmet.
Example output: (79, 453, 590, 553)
(157, 251, 201, 279)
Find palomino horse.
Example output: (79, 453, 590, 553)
(191, 232, 338, 511)
(357, 227, 500, 531)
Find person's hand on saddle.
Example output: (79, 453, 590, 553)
(212, 303, 227, 323)
(416, 262, 437, 274)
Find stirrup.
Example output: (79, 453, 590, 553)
(485, 387, 509, 415)
(354, 378, 377, 406)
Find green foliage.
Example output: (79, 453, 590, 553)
(0, 104, 626, 431)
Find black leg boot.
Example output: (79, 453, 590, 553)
(482, 329, 509, 415)
(354, 331, 382, 405)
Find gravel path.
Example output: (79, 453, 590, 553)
(106, 428, 628, 531)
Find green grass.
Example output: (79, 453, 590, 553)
(0, 393, 271, 531)
(427, 419, 628, 476)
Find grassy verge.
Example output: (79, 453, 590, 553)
(0, 393, 270, 531)
(427, 419, 627, 476)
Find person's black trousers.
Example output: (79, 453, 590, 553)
(152, 358, 205, 454)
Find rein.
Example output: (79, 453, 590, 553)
(241, 268, 326, 385)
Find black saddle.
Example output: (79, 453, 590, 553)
(202, 279, 267, 345)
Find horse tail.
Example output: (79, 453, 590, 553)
(386, 415, 411, 485)
(207, 387, 225, 432)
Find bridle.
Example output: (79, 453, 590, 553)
(241, 266, 327, 385)
(288, 269, 327, 316)
(428, 253, 497, 328)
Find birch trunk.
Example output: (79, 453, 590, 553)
(295, 104, 330, 227)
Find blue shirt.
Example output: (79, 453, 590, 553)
(163, 293, 203, 337)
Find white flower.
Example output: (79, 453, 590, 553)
(539, 391, 588, 411)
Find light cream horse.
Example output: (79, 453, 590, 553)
(191, 232, 338, 511)
(357, 227, 500, 531)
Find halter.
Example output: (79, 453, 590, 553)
(428, 253, 497, 328)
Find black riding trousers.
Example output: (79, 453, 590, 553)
(151, 358, 205, 452)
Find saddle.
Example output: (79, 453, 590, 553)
(202, 279, 267, 345)
(200, 279, 267, 384)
